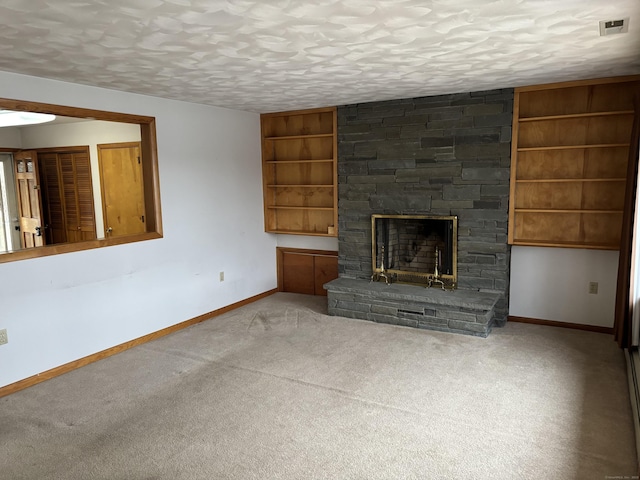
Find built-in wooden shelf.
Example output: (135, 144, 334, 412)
(264, 133, 334, 141)
(519, 110, 634, 122)
(515, 209, 623, 214)
(267, 206, 335, 211)
(513, 239, 620, 250)
(264, 159, 334, 164)
(516, 178, 625, 183)
(269, 230, 336, 237)
(518, 143, 629, 152)
(508, 75, 640, 250)
(267, 184, 334, 188)
(261, 107, 338, 237)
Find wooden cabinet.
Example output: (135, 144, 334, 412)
(508, 76, 640, 249)
(277, 247, 339, 296)
(261, 107, 337, 236)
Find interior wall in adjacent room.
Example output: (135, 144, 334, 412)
(20, 120, 142, 238)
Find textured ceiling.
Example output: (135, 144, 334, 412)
(0, 0, 639, 113)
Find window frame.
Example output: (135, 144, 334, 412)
(0, 98, 162, 264)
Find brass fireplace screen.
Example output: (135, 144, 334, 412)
(371, 214, 457, 288)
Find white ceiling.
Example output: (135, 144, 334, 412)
(0, 0, 638, 113)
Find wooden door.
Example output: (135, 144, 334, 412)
(98, 142, 146, 237)
(14, 150, 44, 248)
(38, 152, 66, 244)
(38, 148, 96, 245)
(60, 151, 96, 242)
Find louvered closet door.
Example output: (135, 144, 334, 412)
(60, 152, 96, 243)
(37, 148, 97, 245)
(39, 152, 66, 244)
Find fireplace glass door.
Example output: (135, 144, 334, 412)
(371, 214, 457, 287)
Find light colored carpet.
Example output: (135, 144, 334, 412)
(0, 292, 636, 479)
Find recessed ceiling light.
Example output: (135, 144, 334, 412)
(0, 110, 56, 127)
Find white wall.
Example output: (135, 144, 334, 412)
(276, 234, 338, 252)
(0, 127, 21, 147)
(509, 246, 619, 328)
(0, 71, 277, 389)
(20, 120, 142, 237)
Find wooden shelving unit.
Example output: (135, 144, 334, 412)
(261, 107, 338, 236)
(508, 76, 640, 250)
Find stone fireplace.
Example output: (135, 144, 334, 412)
(324, 88, 513, 337)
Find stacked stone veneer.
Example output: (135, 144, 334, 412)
(329, 88, 513, 335)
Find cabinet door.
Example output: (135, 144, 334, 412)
(278, 248, 339, 296)
(281, 251, 315, 295)
(314, 255, 339, 296)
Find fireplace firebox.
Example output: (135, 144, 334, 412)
(371, 214, 457, 289)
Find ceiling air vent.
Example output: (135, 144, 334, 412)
(599, 18, 630, 36)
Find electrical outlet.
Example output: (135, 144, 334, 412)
(0, 329, 7, 346)
(219, 271, 224, 282)
(589, 282, 598, 295)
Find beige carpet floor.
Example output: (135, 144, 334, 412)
(0, 292, 636, 479)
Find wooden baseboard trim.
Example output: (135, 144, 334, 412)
(0, 288, 278, 399)
(508, 315, 613, 334)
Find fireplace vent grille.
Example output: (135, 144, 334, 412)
(398, 308, 425, 316)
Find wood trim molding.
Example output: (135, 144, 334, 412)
(507, 87, 520, 244)
(0, 288, 277, 399)
(260, 105, 337, 118)
(514, 74, 640, 93)
(0, 97, 155, 124)
(31, 145, 90, 154)
(276, 246, 338, 257)
(0, 231, 163, 264)
(508, 315, 613, 334)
